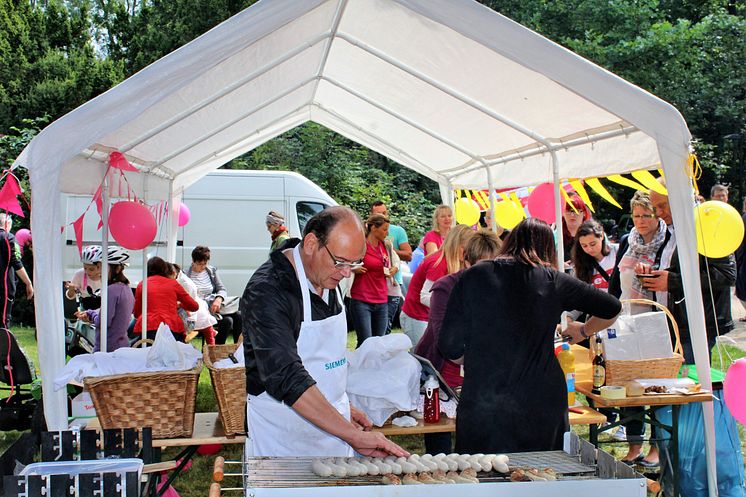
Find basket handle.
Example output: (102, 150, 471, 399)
(620, 298, 682, 356)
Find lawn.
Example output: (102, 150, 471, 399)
(2, 326, 745, 497)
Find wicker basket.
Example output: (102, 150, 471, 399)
(204, 340, 246, 436)
(604, 299, 684, 386)
(84, 361, 202, 439)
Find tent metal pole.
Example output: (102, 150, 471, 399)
(552, 151, 564, 270)
(313, 104, 451, 185)
(118, 32, 331, 153)
(486, 167, 498, 233)
(447, 125, 638, 176)
(310, 0, 348, 98)
(100, 175, 110, 352)
(141, 174, 149, 344)
(336, 33, 553, 149)
(166, 181, 178, 263)
(324, 77, 481, 165)
(149, 77, 318, 168)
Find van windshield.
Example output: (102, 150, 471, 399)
(297, 201, 327, 233)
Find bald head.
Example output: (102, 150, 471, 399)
(300, 206, 366, 292)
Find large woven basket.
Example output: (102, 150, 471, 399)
(84, 361, 202, 439)
(604, 299, 684, 386)
(204, 340, 246, 436)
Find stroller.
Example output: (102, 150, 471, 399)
(0, 328, 39, 432)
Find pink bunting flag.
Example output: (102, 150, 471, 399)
(1, 174, 22, 196)
(72, 212, 85, 257)
(0, 181, 25, 217)
(109, 151, 139, 172)
(93, 186, 104, 230)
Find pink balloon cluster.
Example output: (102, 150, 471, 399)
(178, 202, 191, 227)
(108, 201, 157, 250)
(724, 358, 746, 425)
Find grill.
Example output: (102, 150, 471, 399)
(228, 434, 646, 497)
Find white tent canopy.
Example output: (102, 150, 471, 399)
(16, 0, 717, 493)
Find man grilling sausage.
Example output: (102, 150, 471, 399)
(240, 206, 409, 457)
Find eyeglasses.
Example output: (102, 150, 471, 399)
(632, 214, 657, 220)
(323, 244, 364, 270)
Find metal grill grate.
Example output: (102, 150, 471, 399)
(244, 451, 596, 489)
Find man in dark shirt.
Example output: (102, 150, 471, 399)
(241, 206, 408, 457)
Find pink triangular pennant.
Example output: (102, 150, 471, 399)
(93, 186, 103, 230)
(1, 174, 22, 196)
(0, 182, 24, 216)
(72, 213, 85, 257)
(109, 151, 139, 172)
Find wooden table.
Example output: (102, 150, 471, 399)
(572, 345, 713, 497)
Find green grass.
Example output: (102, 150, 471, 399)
(2, 327, 745, 496)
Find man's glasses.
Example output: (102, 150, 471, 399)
(323, 244, 364, 270)
(632, 214, 657, 220)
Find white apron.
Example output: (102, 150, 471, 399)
(246, 246, 354, 457)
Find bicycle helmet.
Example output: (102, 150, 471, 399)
(80, 245, 103, 264)
(106, 246, 130, 266)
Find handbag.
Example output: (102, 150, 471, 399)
(219, 296, 240, 316)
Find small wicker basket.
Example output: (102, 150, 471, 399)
(603, 299, 684, 386)
(84, 361, 202, 439)
(204, 340, 246, 436)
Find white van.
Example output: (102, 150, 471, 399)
(62, 170, 337, 295)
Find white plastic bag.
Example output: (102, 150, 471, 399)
(146, 322, 186, 369)
(346, 334, 421, 427)
(602, 309, 673, 361)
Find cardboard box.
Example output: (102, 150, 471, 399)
(71, 392, 96, 418)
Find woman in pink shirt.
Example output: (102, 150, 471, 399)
(401, 225, 474, 347)
(422, 205, 453, 256)
(350, 214, 397, 347)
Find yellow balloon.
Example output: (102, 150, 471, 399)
(493, 200, 525, 229)
(695, 201, 745, 258)
(455, 197, 480, 226)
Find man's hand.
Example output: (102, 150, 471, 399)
(26, 285, 34, 300)
(74, 310, 89, 322)
(642, 270, 669, 292)
(349, 430, 410, 459)
(350, 406, 372, 431)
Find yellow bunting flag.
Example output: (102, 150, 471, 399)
(606, 174, 647, 191)
(586, 178, 622, 209)
(498, 192, 510, 202)
(560, 186, 578, 213)
(569, 179, 595, 213)
(657, 168, 665, 178)
(631, 170, 667, 195)
(509, 192, 523, 212)
(479, 190, 491, 210)
(474, 190, 490, 210)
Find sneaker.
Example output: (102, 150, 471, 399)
(612, 426, 627, 441)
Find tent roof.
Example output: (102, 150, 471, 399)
(17, 0, 690, 199)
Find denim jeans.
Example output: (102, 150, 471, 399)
(400, 311, 428, 348)
(386, 296, 401, 334)
(350, 299, 388, 348)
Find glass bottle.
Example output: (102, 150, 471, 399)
(592, 335, 606, 394)
(423, 375, 440, 424)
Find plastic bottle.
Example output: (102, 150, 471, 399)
(557, 344, 576, 406)
(423, 375, 440, 423)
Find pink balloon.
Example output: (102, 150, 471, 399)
(178, 202, 191, 227)
(527, 183, 566, 223)
(14, 228, 31, 248)
(108, 201, 157, 250)
(724, 358, 746, 425)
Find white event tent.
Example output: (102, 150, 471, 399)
(15, 0, 717, 492)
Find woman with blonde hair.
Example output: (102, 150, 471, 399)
(401, 224, 474, 346)
(422, 205, 454, 256)
(350, 214, 395, 346)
